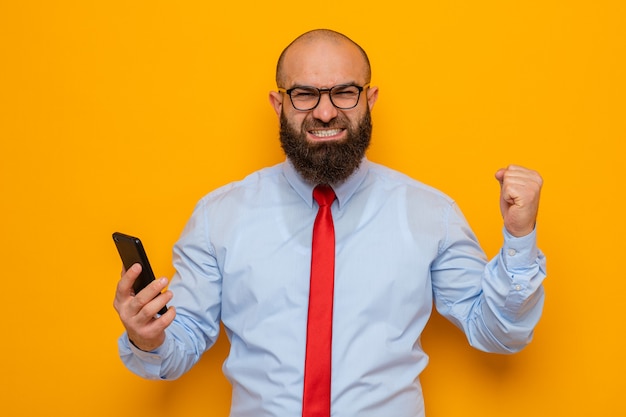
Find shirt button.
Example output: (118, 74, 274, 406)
(514, 284, 522, 291)
(507, 249, 517, 256)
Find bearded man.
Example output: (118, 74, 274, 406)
(114, 29, 546, 417)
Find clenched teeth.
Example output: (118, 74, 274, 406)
(311, 129, 342, 138)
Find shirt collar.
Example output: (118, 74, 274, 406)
(282, 158, 370, 210)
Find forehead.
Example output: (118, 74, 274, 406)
(281, 38, 368, 88)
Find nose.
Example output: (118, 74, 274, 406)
(311, 92, 338, 123)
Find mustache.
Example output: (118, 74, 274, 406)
(301, 114, 349, 131)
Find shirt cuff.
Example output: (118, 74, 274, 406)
(119, 333, 167, 364)
(502, 226, 539, 271)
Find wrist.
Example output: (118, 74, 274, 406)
(505, 222, 536, 238)
(127, 334, 164, 353)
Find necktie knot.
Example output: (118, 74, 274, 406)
(313, 184, 336, 207)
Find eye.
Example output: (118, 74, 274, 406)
(291, 88, 318, 99)
(332, 86, 359, 97)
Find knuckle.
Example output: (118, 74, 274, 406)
(137, 304, 156, 321)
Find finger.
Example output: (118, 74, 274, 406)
(504, 165, 542, 181)
(503, 172, 543, 199)
(495, 165, 529, 184)
(127, 306, 177, 351)
(141, 306, 176, 334)
(495, 165, 543, 190)
(117, 284, 172, 340)
(113, 264, 143, 314)
(117, 263, 142, 294)
(137, 291, 175, 322)
(130, 277, 170, 312)
(494, 168, 506, 184)
(501, 177, 533, 206)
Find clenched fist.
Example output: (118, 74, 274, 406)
(495, 165, 543, 237)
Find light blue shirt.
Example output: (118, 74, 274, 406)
(119, 158, 546, 417)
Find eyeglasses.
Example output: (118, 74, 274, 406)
(278, 83, 370, 111)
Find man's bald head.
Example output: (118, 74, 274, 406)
(275, 29, 371, 88)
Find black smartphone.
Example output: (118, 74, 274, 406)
(112, 232, 168, 315)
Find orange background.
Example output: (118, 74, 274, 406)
(1, 1, 624, 416)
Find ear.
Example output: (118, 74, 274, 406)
(269, 91, 283, 118)
(366, 86, 379, 110)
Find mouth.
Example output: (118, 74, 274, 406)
(308, 128, 346, 141)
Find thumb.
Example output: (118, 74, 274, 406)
(494, 168, 506, 185)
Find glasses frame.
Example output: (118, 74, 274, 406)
(278, 83, 370, 111)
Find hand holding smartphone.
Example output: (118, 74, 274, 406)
(112, 232, 168, 315)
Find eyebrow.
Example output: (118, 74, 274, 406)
(287, 81, 361, 89)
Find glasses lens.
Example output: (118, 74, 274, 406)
(330, 85, 361, 109)
(287, 85, 364, 110)
(289, 87, 320, 110)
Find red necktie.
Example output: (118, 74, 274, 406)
(302, 184, 336, 417)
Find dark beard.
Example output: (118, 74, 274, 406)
(279, 109, 372, 185)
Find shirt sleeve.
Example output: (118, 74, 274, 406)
(118, 198, 223, 379)
(117, 333, 173, 379)
(431, 203, 547, 353)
